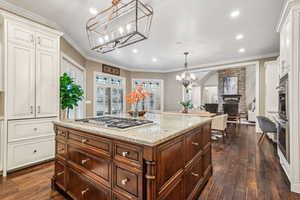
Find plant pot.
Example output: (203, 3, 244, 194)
(128, 110, 146, 117)
(60, 109, 68, 120)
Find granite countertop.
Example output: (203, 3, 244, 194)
(53, 113, 212, 147)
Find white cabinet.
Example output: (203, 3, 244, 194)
(7, 42, 35, 119)
(36, 47, 59, 118)
(265, 60, 279, 113)
(6, 21, 59, 119)
(7, 22, 35, 48)
(7, 136, 54, 170)
(280, 14, 292, 78)
(0, 15, 62, 176)
(8, 118, 55, 142)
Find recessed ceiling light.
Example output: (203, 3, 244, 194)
(236, 34, 244, 40)
(230, 10, 240, 18)
(132, 49, 138, 53)
(239, 48, 245, 53)
(152, 57, 157, 62)
(89, 8, 98, 15)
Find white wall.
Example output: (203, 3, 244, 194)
(245, 66, 256, 110)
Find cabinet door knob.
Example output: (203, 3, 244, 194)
(81, 138, 88, 144)
(191, 172, 199, 177)
(192, 142, 199, 146)
(81, 188, 89, 198)
(81, 159, 90, 165)
(34, 128, 38, 131)
(33, 149, 37, 153)
(30, 106, 34, 114)
(122, 151, 129, 157)
(121, 178, 129, 185)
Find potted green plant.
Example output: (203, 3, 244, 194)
(60, 73, 84, 120)
(180, 100, 193, 113)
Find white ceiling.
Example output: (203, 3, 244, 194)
(3, 0, 283, 72)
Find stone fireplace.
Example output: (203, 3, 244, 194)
(218, 67, 246, 113)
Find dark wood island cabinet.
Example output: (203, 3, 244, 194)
(52, 114, 212, 200)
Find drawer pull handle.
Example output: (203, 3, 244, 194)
(81, 159, 90, 165)
(33, 149, 37, 153)
(122, 151, 129, 157)
(81, 138, 88, 144)
(121, 178, 129, 185)
(56, 171, 64, 176)
(191, 172, 199, 177)
(81, 188, 89, 198)
(192, 142, 199, 146)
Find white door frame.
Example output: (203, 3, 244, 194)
(132, 78, 164, 112)
(61, 53, 87, 118)
(93, 72, 126, 116)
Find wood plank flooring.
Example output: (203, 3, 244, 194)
(0, 124, 299, 200)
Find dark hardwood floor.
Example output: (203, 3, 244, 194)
(0, 124, 299, 200)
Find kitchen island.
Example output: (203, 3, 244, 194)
(52, 113, 212, 200)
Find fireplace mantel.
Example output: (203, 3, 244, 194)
(222, 94, 242, 103)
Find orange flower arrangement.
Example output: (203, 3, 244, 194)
(126, 87, 150, 111)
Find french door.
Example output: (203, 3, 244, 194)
(94, 73, 125, 116)
(132, 79, 164, 112)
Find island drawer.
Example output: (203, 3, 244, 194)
(185, 129, 202, 164)
(184, 154, 203, 199)
(67, 167, 111, 200)
(54, 159, 66, 191)
(113, 142, 143, 168)
(113, 163, 143, 199)
(68, 129, 112, 157)
(68, 144, 111, 186)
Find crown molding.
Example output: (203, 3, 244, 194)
(161, 52, 279, 73)
(0, 0, 59, 30)
(277, 0, 300, 32)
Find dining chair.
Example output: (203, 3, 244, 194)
(211, 114, 228, 142)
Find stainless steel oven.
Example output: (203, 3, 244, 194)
(278, 74, 288, 121)
(277, 74, 290, 163)
(278, 119, 290, 162)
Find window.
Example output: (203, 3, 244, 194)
(94, 73, 126, 116)
(61, 55, 86, 119)
(132, 79, 164, 112)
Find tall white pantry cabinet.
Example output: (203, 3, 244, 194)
(0, 12, 62, 176)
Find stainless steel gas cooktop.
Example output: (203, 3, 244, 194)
(76, 116, 154, 130)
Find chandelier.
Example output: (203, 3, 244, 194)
(176, 52, 196, 88)
(86, 0, 153, 54)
